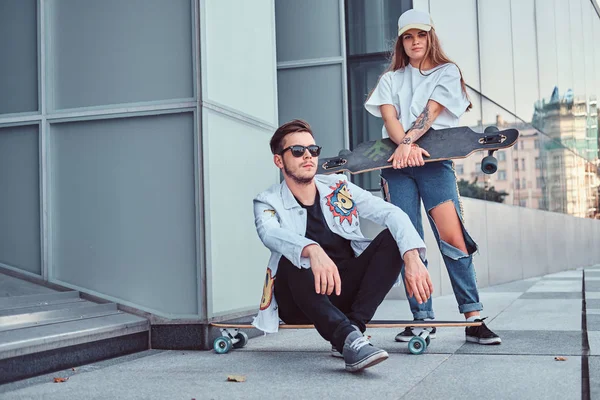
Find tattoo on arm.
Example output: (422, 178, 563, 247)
(403, 104, 432, 144)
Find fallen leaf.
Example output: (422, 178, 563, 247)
(53, 377, 69, 383)
(554, 356, 567, 361)
(226, 375, 246, 382)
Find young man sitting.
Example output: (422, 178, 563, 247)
(252, 119, 433, 372)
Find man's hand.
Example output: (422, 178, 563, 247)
(303, 244, 342, 295)
(403, 249, 433, 304)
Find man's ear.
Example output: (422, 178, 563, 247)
(273, 154, 284, 169)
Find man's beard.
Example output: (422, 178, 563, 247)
(283, 162, 314, 185)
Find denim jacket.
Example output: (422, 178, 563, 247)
(251, 173, 426, 333)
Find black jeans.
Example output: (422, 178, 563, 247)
(274, 229, 403, 352)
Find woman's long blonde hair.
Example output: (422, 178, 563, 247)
(370, 29, 472, 111)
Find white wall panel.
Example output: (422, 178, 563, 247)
(204, 109, 278, 316)
(202, 0, 278, 126)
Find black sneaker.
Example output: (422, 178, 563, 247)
(465, 318, 501, 345)
(394, 326, 437, 342)
(342, 331, 388, 372)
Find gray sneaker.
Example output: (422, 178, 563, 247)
(331, 325, 361, 358)
(342, 331, 389, 372)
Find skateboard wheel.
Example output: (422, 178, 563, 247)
(213, 336, 233, 354)
(338, 149, 351, 156)
(481, 155, 498, 174)
(484, 126, 499, 133)
(408, 336, 427, 355)
(233, 332, 249, 349)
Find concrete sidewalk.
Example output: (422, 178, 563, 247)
(1, 266, 598, 400)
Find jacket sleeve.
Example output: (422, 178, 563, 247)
(253, 197, 317, 269)
(347, 180, 427, 260)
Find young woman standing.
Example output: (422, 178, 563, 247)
(364, 9, 501, 345)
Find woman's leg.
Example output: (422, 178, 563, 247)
(381, 168, 435, 321)
(415, 160, 481, 315)
(415, 161, 500, 344)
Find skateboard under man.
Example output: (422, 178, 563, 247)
(317, 126, 519, 176)
(211, 320, 482, 355)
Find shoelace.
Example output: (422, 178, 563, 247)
(349, 336, 371, 352)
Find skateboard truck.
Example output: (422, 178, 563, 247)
(479, 127, 501, 174)
(322, 149, 351, 170)
(478, 134, 506, 145)
(322, 158, 348, 170)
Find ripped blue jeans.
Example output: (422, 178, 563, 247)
(381, 160, 483, 319)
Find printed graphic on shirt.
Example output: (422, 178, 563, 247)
(325, 181, 358, 226)
(259, 268, 275, 311)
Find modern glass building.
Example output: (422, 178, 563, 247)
(1, 0, 600, 349)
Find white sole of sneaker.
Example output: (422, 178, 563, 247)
(466, 336, 502, 345)
(345, 350, 389, 372)
(331, 350, 343, 358)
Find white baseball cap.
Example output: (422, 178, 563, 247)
(397, 9, 434, 37)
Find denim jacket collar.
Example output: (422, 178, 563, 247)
(280, 177, 337, 210)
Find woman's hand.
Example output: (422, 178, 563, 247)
(388, 144, 411, 169)
(388, 144, 430, 169)
(406, 144, 431, 167)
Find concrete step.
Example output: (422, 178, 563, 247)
(0, 302, 119, 332)
(0, 312, 149, 360)
(0, 291, 81, 311)
(0, 285, 150, 384)
(0, 297, 89, 317)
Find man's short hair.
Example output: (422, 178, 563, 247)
(270, 119, 314, 155)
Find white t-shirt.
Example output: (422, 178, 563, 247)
(364, 63, 470, 139)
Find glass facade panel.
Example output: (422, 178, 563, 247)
(346, 0, 411, 56)
(429, 0, 480, 91)
(535, 0, 559, 105)
(478, 0, 516, 113)
(275, 0, 341, 62)
(0, 124, 40, 274)
(0, 0, 38, 115)
(554, 0, 574, 97)
(510, 0, 539, 123)
(49, 0, 194, 110)
(277, 65, 345, 159)
(50, 113, 198, 314)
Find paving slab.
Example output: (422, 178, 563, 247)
(591, 356, 600, 399)
(487, 299, 581, 331)
(480, 279, 540, 293)
(402, 355, 581, 400)
(526, 280, 582, 292)
(456, 331, 582, 356)
(585, 281, 600, 291)
(589, 331, 600, 356)
(588, 314, 600, 331)
(587, 299, 600, 309)
(0, 349, 452, 400)
(543, 270, 583, 279)
(519, 292, 582, 300)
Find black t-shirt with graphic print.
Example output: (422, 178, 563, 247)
(296, 191, 355, 265)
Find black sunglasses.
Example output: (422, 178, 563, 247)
(280, 145, 322, 158)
